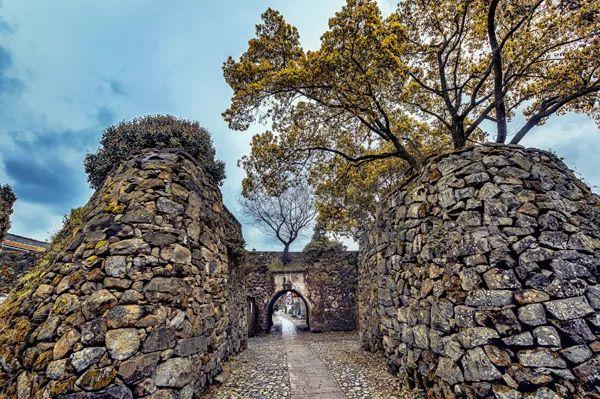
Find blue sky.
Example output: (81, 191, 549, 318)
(0, 1, 598, 251)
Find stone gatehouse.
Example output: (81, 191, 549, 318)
(244, 250, 358, 335)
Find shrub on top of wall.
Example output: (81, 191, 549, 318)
(84, 114, 226, 190)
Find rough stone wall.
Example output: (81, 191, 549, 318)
(357, 234, 382, 352)
(358, 144, 600, 398)
(0, 148, 247, 399)
(243, 253, 276, 334)
(245, 250, 358, 333)
(0, 251, 41, 299)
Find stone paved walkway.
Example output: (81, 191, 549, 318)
(204, 313, 423, 399)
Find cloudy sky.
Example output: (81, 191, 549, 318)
(0, 1, 598, 251)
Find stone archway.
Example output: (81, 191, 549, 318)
(265, 288, 311, 333)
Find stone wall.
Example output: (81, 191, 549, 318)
(245, 250, 358, 333)
(0, 251, 41, 299)
(0, 148, 247, 399)
(358, 144, 599, 398)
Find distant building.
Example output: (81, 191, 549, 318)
(1, 233, 49, 253)
(0, 233, 48, 301)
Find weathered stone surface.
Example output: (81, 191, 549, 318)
(458, 327, 500, 349)
(156, 197, 184, 215)
(524, 387, 562, 399)
(517, 348, 566, 368)
(514, 290, 550, 305)
(483, 268, 521, 289)
(461, 347, 502, 381)
(142, 326, 176, 353)
(518, 304, 546, 326)
(54, 329, 80, 359)
(544, 296, 594, 320)
(82, 290, 117, 320)
(117, 353, 160, 384)
(153, 357, 193, 388)
(81, 318, 108, 345)
(76, 366, 117, 391)
(46, 359, 68, 380)
(71, 347, 107, 372)
(109, 239, 150, 255)
(560, 345, 592, 364)
(104, 256, 128, 278)
(174, 336, 208, 357)
(105, 328, 140, 361)
(58, 385, 133, 399)
(465, 290, 513, 307)
(358, 145, 600, 398)
(533, 326, 561, 347)
(572, 355, 600, 385)
(435, 356, 464, 385)
(106, 305, 146, 328)
(0, 149, 249, 397)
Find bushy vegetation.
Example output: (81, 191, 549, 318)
(0, 184, 16, 240)
(0, 185, 15, 206)
(84, 115, 226, 189)
(303, 224, 347, 253)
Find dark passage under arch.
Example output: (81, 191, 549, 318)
(266, 289, 310, 333)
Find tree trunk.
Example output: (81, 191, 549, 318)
(487, 0, 508, 143)
(282, 243, 291, 264)
(452, 120, 467, 148)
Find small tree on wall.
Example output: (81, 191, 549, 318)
(241, 181, 316, 263)
(0, 184, 16, 243)
(303, 223, 347, 253)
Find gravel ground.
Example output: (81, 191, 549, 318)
(204, 319, 423, 399)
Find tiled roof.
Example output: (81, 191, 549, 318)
(1, 233, 49, 253)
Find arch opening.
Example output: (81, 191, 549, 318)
(266, 289, 310, 334)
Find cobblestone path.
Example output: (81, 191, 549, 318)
(204, 314, 423, 399)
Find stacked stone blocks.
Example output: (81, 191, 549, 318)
(0, 149, 247, 399)
(359, 144, 599, 398)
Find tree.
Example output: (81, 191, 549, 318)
(223, 0, 599, 237)
(85, 115, 225, 189)
(0, 184, 16, 242)
(303, 223, 347, 253)
(240, 181, 316, 263)
(400, 0, 599, 146)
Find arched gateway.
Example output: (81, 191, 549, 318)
(266, 288, 311, 333)
(244, 250, 358, 334)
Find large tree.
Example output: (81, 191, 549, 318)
(241, 181, 316, 262)
(224, 0, 599, 236)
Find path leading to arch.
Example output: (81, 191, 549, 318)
(205, 313, 423, 399)
(282, 314, 345, 398)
